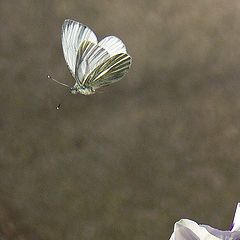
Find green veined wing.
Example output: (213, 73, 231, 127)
(84, 53, 132, 89)
(62, 19, 97, 78)
(75, 40, 110, 84)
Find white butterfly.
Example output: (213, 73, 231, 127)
(48, 19, 132, 96)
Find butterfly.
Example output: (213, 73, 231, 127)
(48, 19, 132, 96)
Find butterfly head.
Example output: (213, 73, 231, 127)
(70, 87, 78, 94)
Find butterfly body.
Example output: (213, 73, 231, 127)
(70, 83, 95, 95)
(61, 19, 132, 95)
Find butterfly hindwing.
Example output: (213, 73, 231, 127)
(84, 53, 132, 89)
(75, 40, 96, 84)
(75, 41, 110, 84)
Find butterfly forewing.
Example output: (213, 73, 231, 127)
(85, 53, 132, 89)
(62, 19, 97, 78)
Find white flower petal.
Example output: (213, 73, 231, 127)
(202, 225, 240, 240)
(232, 203, 240, 231)
(171, 219, 220, 240)
(171, 220, 199, 240)
(169, 203, 240, 240)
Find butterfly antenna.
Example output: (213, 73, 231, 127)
(47, 75, 70, 88)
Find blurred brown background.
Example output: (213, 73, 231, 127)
(1, 0, 240, 239)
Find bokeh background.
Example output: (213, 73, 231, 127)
(1, 0, 240, 239)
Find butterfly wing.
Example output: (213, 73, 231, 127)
(61, 19, 97, 78)
(75, 41, 110, 84)
(98, 36, 127, 56)
(66, 25, 131, 89)
(84, 53, 132, 89)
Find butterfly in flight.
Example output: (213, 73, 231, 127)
(48, 19, 132, 98)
